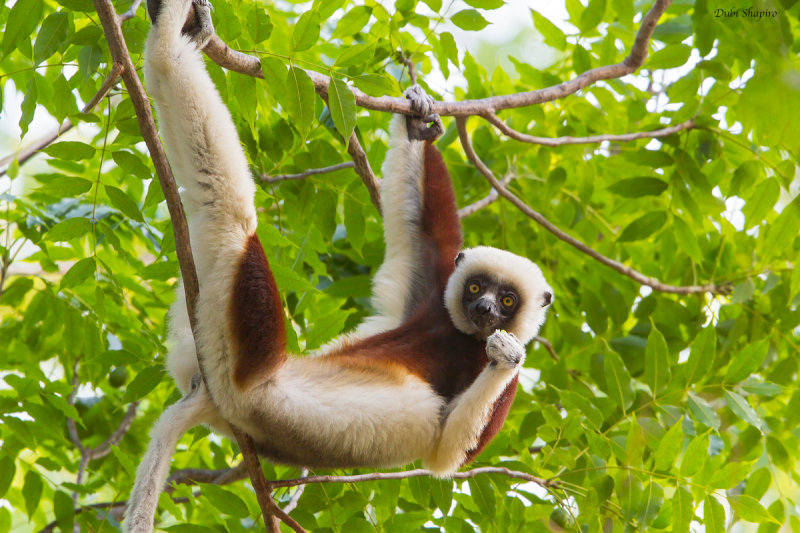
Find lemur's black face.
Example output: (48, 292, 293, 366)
(461, 274, 521, 338)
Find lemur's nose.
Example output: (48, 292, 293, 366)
(475, 300, 492, 314)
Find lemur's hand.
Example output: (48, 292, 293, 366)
(404, 85, 444, 141)
(486, 330, 526, 370)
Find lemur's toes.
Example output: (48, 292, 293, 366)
(186, 0, 214, 48)
(404, 85, 442, 141)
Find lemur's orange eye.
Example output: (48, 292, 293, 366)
(502, 296, 515, 307)
(468, 283, 480, 294)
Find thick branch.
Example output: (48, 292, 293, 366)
(0, 64, 123, 177)
(484, 114, 696, 146)
(456, 117, 728, 295)
(201, 0, 672, 116)
(260, 161, 355, 183)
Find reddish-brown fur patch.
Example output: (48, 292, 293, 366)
(230, 234, 287, 391)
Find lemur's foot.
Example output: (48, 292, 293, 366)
(184, 0, 214, 49)
(404, 84, 444, 141)
(486, 330, 526, 370)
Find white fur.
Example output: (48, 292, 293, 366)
(356, 115, 425, 337)
(444, 246, 553, 344)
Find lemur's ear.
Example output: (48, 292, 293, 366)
(455, 252, 465, 266)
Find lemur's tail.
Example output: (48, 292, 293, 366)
(124, 388, 213, 533)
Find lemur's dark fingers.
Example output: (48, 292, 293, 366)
(185, 0, 214, 48)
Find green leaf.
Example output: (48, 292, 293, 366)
(61, 257, 96, 289)
(54, 490, 74, 532)
(123, 366, 165, 403)
(709, 461, 751, 490)
(531, 9, 566, 50)
(670, 486, 693, 533)
(142, 260, 179, 281)
(246, 3, 273, 44)
(725, 390, 764, 431)
(579, 0, 606, 32)
(607, 177, 668, 197)
(645, 325, 670, 395)
(763, 201, 800, 259)
(334, 41, 376, 68)
(33, 12, 70, 65)
(292, 10, 320, 52)
(105, 185, 144, 223)
(2, 0, 43, 57)
(451, 9, 490, 31)
(331, 6, 372, 38)
(200, 484, 250, 519)
(351, 74, 400, 97)
(0, 456, 15, 498)
(743, 177, 779, 228)
(704, 496, 725, 533)
(687, 392, 720, 429)
(680, 431, 708, 477)
(647, 44, 692, 70)
(685, 326, 715, 385)
(20, 78, 38, 138)
(112, 150, 151, 181)
(46, 217, 92, 242)
(35, 175, 92, 197)
(618, 211, 667, 242)
(285, 67, 315, 141)
(603, 351, 633, 411)
(23, 470, 43, 518)
(654, 417, 682, 471)
(467, 476, 496, 517)
(464, 0, 504, 8)
(557, 389, 603, 429)
(439, 32, 459, 66)
(328, 76, 356, 141)
(638, 482, 664, 528)
(673, 216, 702, 263)
(725, 338, 768, 384)
(43, 141, 96, 161)
(728, 494, 776, 524)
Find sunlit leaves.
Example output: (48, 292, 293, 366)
(43, 141, 95, 160)
(46, 218, 92, 242)
(292, 10, 320, 52)
(285, 67, 315, 140)
(531, 9, 566, 50)
(607, 177, 668, 197)
(644, 325, 670, 395)
(617, 211, 667, 242)
(328, 76, 356, 141)
(451, 10, 490, 31)
(122, 365, 164, 403)
(33, 12, 70, 65)
(2, 0, 43, 58)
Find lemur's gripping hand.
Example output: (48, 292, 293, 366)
(148, 0, 214, 49)
(404, 85, 444, 141)
(486, 330, 526, 370)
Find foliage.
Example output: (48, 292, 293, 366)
(1, 0, 799, 531)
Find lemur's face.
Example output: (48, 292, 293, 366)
(461, 274, 523, 338)
(444, 247, 554, 343)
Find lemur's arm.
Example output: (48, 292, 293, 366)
(424, 330, 525, 474)
(359, 88, 457, 335)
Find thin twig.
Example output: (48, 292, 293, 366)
(282, 469, 309, 514)
(484, 114, 696, 146)
(456, 116, 729, 295)
(0, 64, 124, 177)
(346, 132, 381, 212)
(270, 466, 557, 490)
(260, 161, 355, 183)
(458, 188, 498, 218)
(167, 462, 248, 488)
(534, 336, 558, 362)
(201, 0, 672, 117)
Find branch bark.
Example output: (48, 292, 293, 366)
(201, 0, 672, 116)
(260, 161, 355, 183)
(484, 114, 696, 147)
(456, 116, 729, 295)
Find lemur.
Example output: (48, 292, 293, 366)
(124, 1, 553, 531)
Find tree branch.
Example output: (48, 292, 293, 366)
(483, 114, 696, 146)
(456, 116, 729, 295)
(259, 161, 355, 183)
(346, 133, 381, 212)
(201, 0, 672, 116)
(0, 64, 124, 177)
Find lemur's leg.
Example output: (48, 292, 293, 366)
(359, 87, 452, 335)
(423, 331, 524, 475)
(144, 0, 286, 395)
(124, 378, 220, 533)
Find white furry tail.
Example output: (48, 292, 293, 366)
(124, 387, 214, 533)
